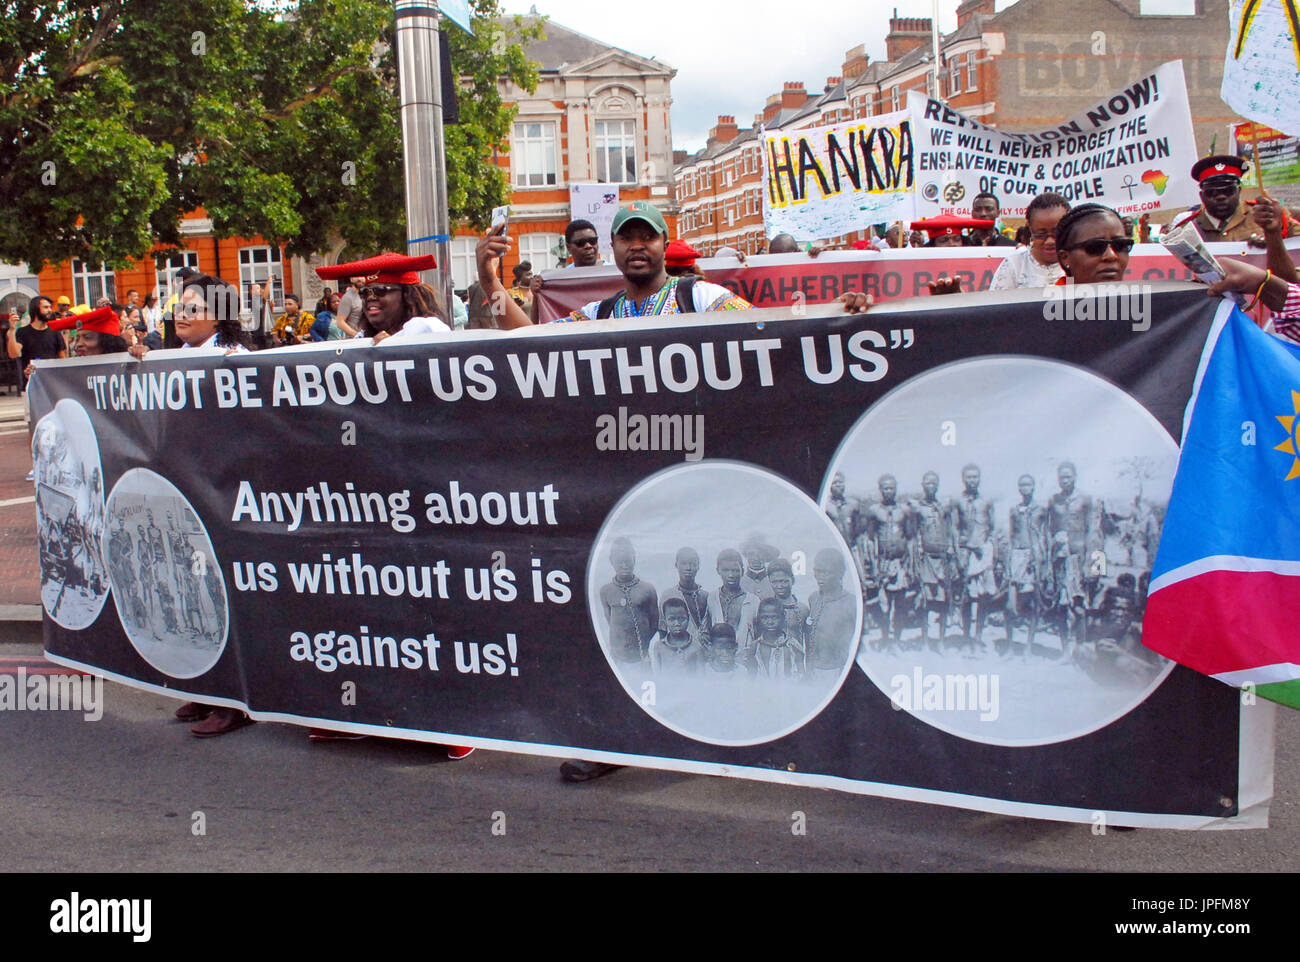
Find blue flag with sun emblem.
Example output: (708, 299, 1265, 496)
(1144, 303, 1300, 707)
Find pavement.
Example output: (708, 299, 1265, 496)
(0, 391, 40, 636)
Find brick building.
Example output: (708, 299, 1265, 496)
(676, 0, 1245, 253)
(447, 16, 678, 289)
(4, 14, 676, 317)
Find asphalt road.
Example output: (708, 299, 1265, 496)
(1, 639, 1297, 873)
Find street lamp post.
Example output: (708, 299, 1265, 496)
(395, 0, 452, 311)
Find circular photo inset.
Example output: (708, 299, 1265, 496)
(589, 461, 861, 746)
(823, 357, 1176, 746)
(104, 468, 229, 679)
(33, 399, 109, 630)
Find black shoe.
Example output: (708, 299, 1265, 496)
(560, 760, 625, 783)
(173, 701, 213, 722)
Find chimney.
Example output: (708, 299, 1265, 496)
(824, 76, 842, 93)
(763, 91, 783, 124)
(886, 11, 932, 62)
(842, 43, 870, 80)
(956, 0, 995, 28)
(709, 115, 739, 145)
(781, 81, 808, 111)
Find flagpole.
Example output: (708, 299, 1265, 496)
(930, 0, 942, 99)
(1248, 122, 1272, 199)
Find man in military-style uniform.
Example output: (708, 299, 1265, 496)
(1173, 155, 1300, 244)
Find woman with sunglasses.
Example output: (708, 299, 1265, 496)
(128, 273, 251, 359)
(1054, 204, 1134, 284)
(315, 254, 449, 343)
(310, 255, 469, 757)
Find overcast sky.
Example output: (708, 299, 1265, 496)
(501, 0, 1200, 152)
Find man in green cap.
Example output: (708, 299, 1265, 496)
(475, 200, 751, 328)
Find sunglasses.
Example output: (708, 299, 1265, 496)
(1065, 237, 1134, 257)
(569, 237, 599, 247)
(360, 285, 401, 299)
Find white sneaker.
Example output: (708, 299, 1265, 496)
(24, 469, 34, 482)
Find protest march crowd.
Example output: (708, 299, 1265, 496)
(12, 119, 1300, 781)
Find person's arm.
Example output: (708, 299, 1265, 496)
(475, 225, 533, 330)
(528, 275, 544, 323)
(56, 331, 67, 359)
(6, 319, 20, 360)
(1251, 197, 1299, 284)
(1207, 257, 1298, 313)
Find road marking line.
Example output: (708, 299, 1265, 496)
(0, 495, 35, 507)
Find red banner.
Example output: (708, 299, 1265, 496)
(534, 245, 1270, 323)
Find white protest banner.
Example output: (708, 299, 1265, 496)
(762, 111, 916, 242)
(1221, 0, 1300, 137)
(911, 61, 1199, 218)
(569, 184, 620, 259)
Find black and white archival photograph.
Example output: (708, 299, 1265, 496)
(588, 461, 862, 745)
(103, 467, 229, 679)
(32, 398, 109, 630)
(824, 357, 1178, 746)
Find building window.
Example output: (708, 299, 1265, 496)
(594, 119, 637, 185)
(72, 260, 116, 306)
(950, 56, 961, 94)
(967, 53, 978, 90)
(238, 245, 284, 311)
(513, 121, 558, 188)
(448, 237, 479, 292)
(891, 86, 900, 112)
(154, 251, 200, 306)
(518, 232, 563, 272)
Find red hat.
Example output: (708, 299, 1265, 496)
(910, 215, 995, 237)
(1191, 155, 1248, 183)
(49, 305, 119, 336)
(665, 239, 701, 269)
(850, 239, 873, 250)
(315, 252, 436, 285)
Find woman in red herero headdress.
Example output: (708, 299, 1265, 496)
(48, 306, 129, 357)
(309, 254, 471, 758)
(314, 253, 450, 342)
(910, 215, 996, 248)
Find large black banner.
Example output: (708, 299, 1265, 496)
(30, 284, 1272, 827)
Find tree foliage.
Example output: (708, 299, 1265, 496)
(0, 0, 540, 269)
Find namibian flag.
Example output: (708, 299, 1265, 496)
(1144, 303, 1300, 708)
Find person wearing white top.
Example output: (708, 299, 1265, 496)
(129, 273, 251, 360)
(126, 272, 254, 735)
(988, 192, 1071, 291)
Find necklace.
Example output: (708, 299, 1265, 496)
(678, 585, 706, 630)
(718, 585, 744, 624)
(615, 577, 645, 655)
(662, 632, 693, 653)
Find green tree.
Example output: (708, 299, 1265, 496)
(0, 0, 540, 270)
